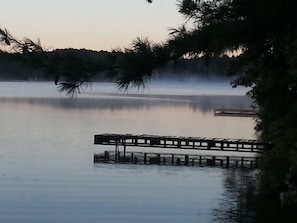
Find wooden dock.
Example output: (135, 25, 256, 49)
(94, 133, 273, 168)
(94, 133, 272, 152)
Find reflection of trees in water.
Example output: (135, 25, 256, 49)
(213, 169, 297, 223)
(188, 95, 253, 113)
(0, 94, 253, 114)
(213, 169, 258, 223)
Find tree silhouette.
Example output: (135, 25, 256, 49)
(126, 1, 297, 197)
(0, 27, 45, 53)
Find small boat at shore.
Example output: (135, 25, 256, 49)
(214, 109, 258, 117)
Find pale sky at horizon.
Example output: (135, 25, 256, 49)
(1, 0, 185, 51)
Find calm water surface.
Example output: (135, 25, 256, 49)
(0, 81, 257, 223)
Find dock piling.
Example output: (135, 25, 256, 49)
(94, 151, 262, 169)
(185, 155, 189, 166)
(144, 153, 147, 164)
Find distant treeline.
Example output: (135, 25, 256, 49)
(0, 48, 232, 81)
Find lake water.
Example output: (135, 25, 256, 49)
(0, 81, 257, 223)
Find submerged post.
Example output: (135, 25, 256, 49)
(115, 141, 119, 163)
(131, 153, 134, 164)
(144, 153, 147, 164)
(105, 151, 110, 161)
(123, 143, 126, 159)
(185, 155, 189, 166)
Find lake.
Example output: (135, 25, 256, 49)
(0, 81, 258, 223)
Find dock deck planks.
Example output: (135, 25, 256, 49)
(94, 133, 272, 153)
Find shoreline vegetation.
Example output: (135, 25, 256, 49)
(0, 48, 232, 82)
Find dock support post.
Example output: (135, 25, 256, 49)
(131, 153, 134, 164)
(133, 156, 138, 164)
(105, 151, 110, 161)
(171, 154, 174, 165)
(115, 141, 119, 163)
(207, 156, 216, 166)
(123, 143, 126, 158)
(255, 157, 259, 168)
(241, 157, 244, 168)
(185, 155, 189, 166)
(144, 153, 147, 164)
(199, 156, 202, 166)
(226, 157, 230, 167)
(117, 152, 121, 162)
(176, 158, 181, 166)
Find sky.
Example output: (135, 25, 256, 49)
(1, 0, 185, 51)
